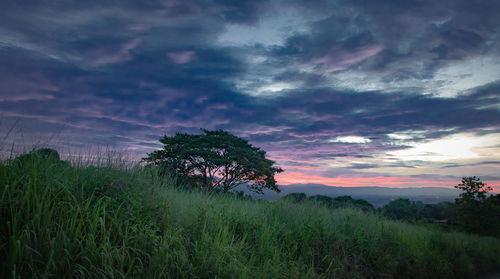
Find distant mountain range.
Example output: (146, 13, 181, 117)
(240, 183, 461, 207)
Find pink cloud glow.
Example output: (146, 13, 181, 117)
(128, 24, 150, 32)
(277, 171, 500, 192)
(308, 44, 383, 73)
(95, 38, 142, 65)
(168, 51, 196, 64)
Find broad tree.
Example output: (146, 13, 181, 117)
(454, 176, 499, 235)
(143, 130, 283, 193)
(454, 176, 492, 202)
(382, 198, 420, 221)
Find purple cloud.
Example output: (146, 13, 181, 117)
(167, 50, 197, 64)
(0, 0, 499, 189)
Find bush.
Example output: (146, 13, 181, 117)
(305, 194, 375, 212)
(454, 177, 500, 236)
(282, 193, 307, 203)
(383, 198, 420, 221)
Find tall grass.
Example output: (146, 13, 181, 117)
(1, 152, 499, 278)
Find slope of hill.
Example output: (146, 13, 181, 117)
(244, 183, 461, 207)
(1, 153, 499, 278)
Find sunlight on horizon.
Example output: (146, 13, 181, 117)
(388, 133, 500, 162)
(329, 136, 372, 144)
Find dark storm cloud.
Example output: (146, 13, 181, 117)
(0, 0, 499, 184)
(266, 85, 499, 134)
(0, 0, 270, 69)
(1, 44, 498, 160)
(441, 161, 500, 169)
(272, 0, 500, 81)
(273, 71, 325, 86)
(215, 80, 500, 163)
(271, 29, 383, 74)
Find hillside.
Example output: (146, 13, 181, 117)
(245, 183, 461, 207)
(1, 153, 499, 278)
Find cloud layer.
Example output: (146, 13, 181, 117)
(1, 0, 499, 190)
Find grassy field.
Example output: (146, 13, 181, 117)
(1, 152, 500, 278)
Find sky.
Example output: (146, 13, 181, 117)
(1, 0, 499, 191)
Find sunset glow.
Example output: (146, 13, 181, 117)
(388, 133, 500, 162)
(277, 172, 500, 192)
(1, 0, 499, 192)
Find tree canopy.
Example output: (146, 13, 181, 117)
(286, 194, 375, 213)
(454, 176, 499, 236)
(454, 176, 493, 202)
(382, 198, 421, 221)
(143, 130, 283, 193)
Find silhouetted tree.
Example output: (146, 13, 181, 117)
(352, 198, 376, 213)
(454, 176, 492, 202)
(143, 130, 283, 193)
(454, 177, 499, 236)
(420, 202, 455, 221)
(382, 198, 420, 221)
(306, 195, 375, 212)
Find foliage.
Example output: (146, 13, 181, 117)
(455, 176, 493, 202)
(212, 189, 254, 201)
(143, 130, 283, 193)
(2, 151, 500, 278)
(382, 198, 421, 221)
(11, 148, 62, 166)
(352, 198, 377, 212)
(282, 192, 307, 203)
(454, 177, 499, 236)
(306, 194, 376, 212)
(420, 202, 457, 222)
(1, 150, 159, 278)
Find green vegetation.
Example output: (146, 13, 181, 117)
(284, 193, 375, 213)
(143, 130, 282, 193)
(454, 177, 499, 236)
(382, 198, 422, 221)
(2, 149, 500, 278)
(377, 178, 500, 237)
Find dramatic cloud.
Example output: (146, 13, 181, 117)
(1, 0, 499, 190)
